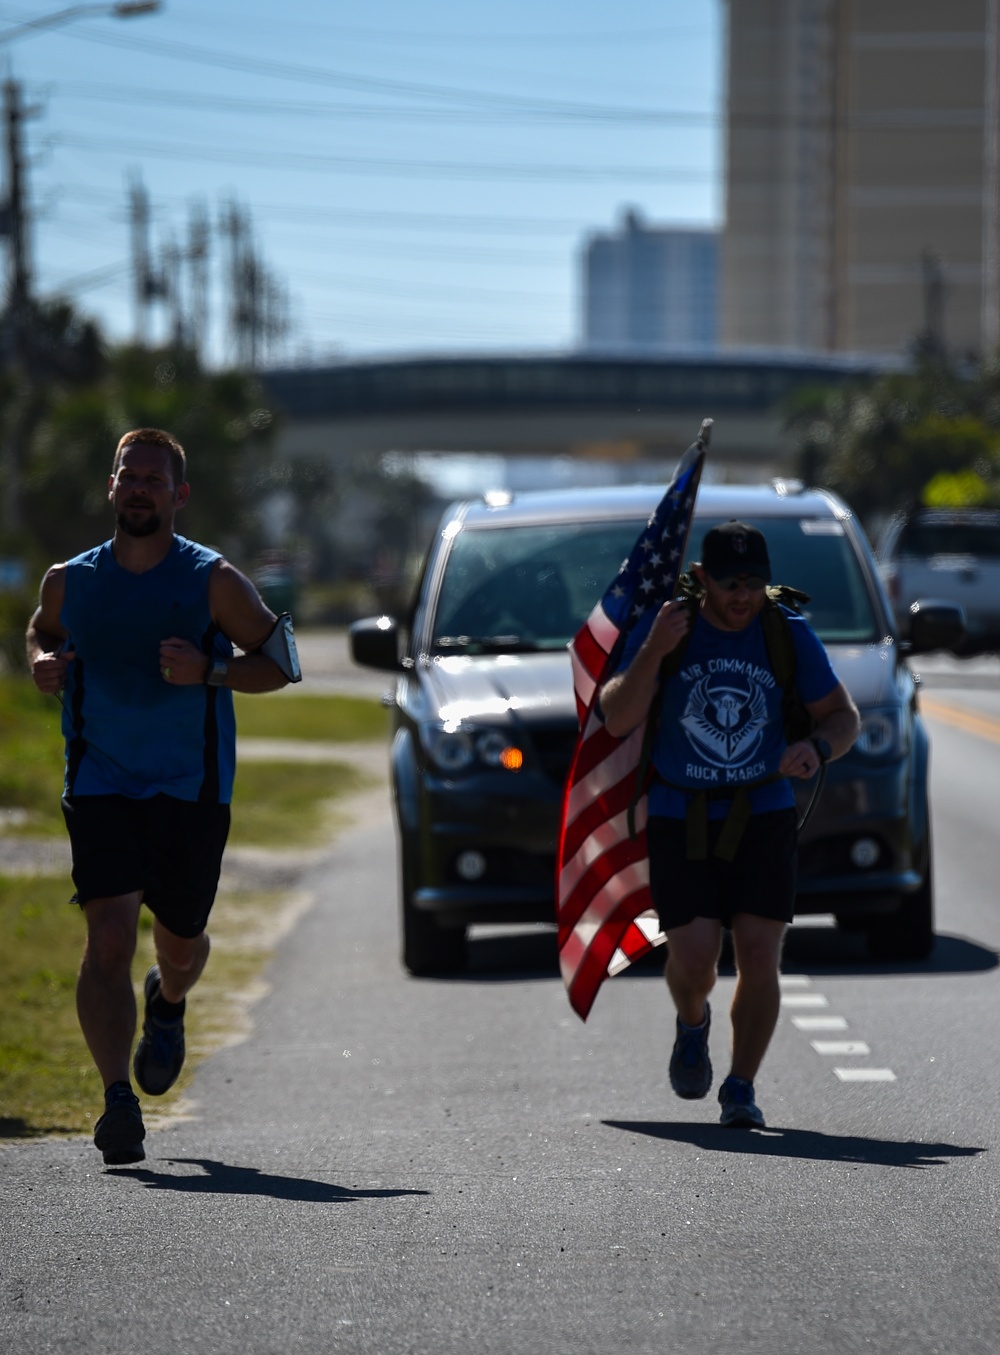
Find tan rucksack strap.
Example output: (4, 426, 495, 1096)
(660, 772, 786, 861)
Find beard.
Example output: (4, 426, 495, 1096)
(116, 507, 162, 537)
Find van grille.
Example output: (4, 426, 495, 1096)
(530, 725, 580, 784)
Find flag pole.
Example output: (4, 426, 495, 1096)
(557, 419, 712, 1020)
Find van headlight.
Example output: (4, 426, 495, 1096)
(855, 707, 905, 758)
(419, 723, 525, 775)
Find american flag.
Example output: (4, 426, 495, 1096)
(556, 425, 708, 1021)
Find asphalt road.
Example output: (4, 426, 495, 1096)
(4, 654, 1000, 1354)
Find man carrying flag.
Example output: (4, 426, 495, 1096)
(558, 424, 859, 1129)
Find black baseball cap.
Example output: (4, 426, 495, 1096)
(700, 520, 771, 583)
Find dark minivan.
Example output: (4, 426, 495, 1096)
(351, 482, 963, 974)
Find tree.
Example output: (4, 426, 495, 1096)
(20, 344, 276, 562)
(784, 358, 1000, 523)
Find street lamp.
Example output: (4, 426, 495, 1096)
(0, 3, 162, 46)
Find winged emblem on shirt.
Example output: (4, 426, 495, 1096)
(680, 676, 769, 767)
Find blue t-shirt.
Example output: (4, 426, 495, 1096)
(60, 535, 236, 803)
(615, 604, 839, 818)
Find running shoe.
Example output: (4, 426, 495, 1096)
(94, 1085, 145, 1165)
(718, 1074, 766, 1128)
(132, 965, 185, 1096)
(668, 1002, 712, 1099)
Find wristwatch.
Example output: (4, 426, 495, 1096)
(810, 735, 832, 765)
(205, 659, 229, 687)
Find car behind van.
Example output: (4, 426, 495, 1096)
(879, 507, 1000, 653)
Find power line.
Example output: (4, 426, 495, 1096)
(44, 79, 718, 129)
(175, 16, 713, 50)
(54, 132, 713, 183)
(57, 21, 716, 123)
(44, 257, 130, 293)
(48, 186, 627, 236)
(280, 270, 569, 305)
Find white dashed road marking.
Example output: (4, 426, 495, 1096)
(791, 1015, 848, 1031)
(780, 977, 896, 1082)
(834, 1068, 897, 1082)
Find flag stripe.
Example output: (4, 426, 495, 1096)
(558, 798, 649, 900)
(556, 439, 705, 1020)
(582, 600, 621, 655)
(565, 726, 645, 826)
(560, 772, 647, 873)
(558, 860, 650, 984)
(572, 612, 612, 676)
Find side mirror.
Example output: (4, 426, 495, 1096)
(907, 598, 966, 655)
(349, 615, 404, 672)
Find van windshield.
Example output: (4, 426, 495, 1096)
(693, 517, 881, 643)
(431, 513, 880, 652)
(432, 520, 640, 652)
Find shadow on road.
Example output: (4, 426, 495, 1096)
(603, 1120, 985, 1169)
(453, 926, 998, 983)
(462, 928, 560, 979)
(0, 1116, 82, 1139)
(109, 1157, 430, 1201)
(777, 926, 999, 977)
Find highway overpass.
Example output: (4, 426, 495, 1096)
(260, 352, 887, 478)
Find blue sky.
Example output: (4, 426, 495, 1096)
(1, 0, 721, 366)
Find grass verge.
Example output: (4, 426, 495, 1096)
(231, 759, 374, 847)
(0, 876, 309, 1139)
(0, 677, 387, 837)
(232, 690, 389, 741)
(0, 683, 390, 1141)
(0, 678, 66, 836)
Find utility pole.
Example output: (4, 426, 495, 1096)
(219, 197, 288, 370)
(187, 201, 210, 357)
(128, 171, 168, 346)
(984, 0, 1000, 357)
(161, 232, 184, 349)
(0, 76, 34, 536)
(920, 251, 946, 361)
(3, 77, 29, 319)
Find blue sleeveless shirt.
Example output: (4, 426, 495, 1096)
(60, 535, 236, 803)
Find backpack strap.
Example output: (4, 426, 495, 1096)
(625, 582, 816, 854)
(658, 773, 786, 861)
(760, 590, 816, 745)
(625, 588, 700, 839)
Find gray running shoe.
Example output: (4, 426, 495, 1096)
(94, 1087, 145, 1165)
(718, 1074, 766, 1128)
(132, 965, 185, 1096)
(669, 1002, 712, 1099)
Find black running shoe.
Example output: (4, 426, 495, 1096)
(669, 1002, 712, 1100)
(132, 965, 185, 1096)
(94, 1086, 145, 1165)
(718, 1074, 766, 1128)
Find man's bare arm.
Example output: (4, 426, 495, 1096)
(599, 599, 693, 738)
(26, 565, 74, 695)
(779, 682, 860, 780)
(157, 559, 292, 692)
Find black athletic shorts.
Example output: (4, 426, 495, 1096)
(647, 807, 798, 932)
(61, 793, 231, 939)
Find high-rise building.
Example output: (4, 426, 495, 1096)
(581, 210, 718, 352)
(721, 0, 1000, 357)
